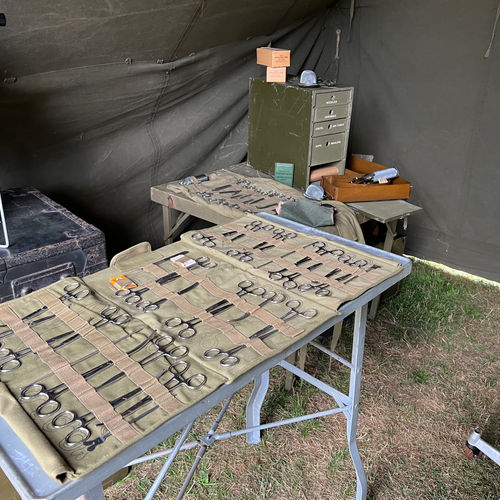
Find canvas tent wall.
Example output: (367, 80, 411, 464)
(0, 0, 499, 282)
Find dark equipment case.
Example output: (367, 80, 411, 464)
(0, 187, 107, 302)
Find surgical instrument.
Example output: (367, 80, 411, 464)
(204, 345, 245, 367)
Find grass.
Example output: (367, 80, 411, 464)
(106, 260, 500, 499)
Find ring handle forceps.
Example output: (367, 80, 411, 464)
(191, 232, 216, 247)
(204, 345, 245, 367)
(21, 360, 114, 418)
(165, 317, 201, 340)
(156, 360, 207, 391)
(0, 330, 80, 373)
(268, 268, 301, 289)
(89, 306, 130, 328)
(60, 282, 91, 302)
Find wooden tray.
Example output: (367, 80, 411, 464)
(320, 157, 411, 202)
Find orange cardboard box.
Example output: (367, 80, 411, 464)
(266, 66, 287, 83)
(256, 47, 290, 67)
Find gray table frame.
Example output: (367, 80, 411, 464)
(0, 215, 411, 500)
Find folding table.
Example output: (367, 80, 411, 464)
(0, 214, 411, 500)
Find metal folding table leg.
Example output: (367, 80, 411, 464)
(246, 370, 269, 444)
(347, 305, 368, 499)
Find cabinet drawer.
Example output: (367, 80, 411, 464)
(312, 118, 348, 137)
(310, 133, 346, 166)
(315, 90, 352, 107)
(313, 104, 350, 122)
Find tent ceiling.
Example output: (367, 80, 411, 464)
(1, 1, 333, 76)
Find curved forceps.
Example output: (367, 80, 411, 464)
(204, 345, 245, 367)
(90, 306, 130, 328)
(268, 269, 300, 289)
(226, 249, 253, 262)
(157, 360, 207, 391)
(281, 299, 318, 322)
(60, 282, 90, 302)
(165, 317, 201, 340)
(191, 232, 216, 247)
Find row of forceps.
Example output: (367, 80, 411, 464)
(203, 299, 318, 367)
(244, 220, 297, 241)
(164, 280, 287, 341)
(268, 267, 331, 296)
(115, 287, 167, 313)
(50, 359, 206, 450)
(20, 331, 207, 449)
(195, 191, 241, 209)
(235, 178, 294, 201)
(304, 241, 381, 271)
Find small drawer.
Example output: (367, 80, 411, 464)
(312, 118, 348, 137)
(313, 103, 350, 122)
(310, 133, 346, 166)
(315, 90, 352, 107)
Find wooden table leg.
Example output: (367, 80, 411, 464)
(284, 352, 297, 391)
(162, 206, 193, 245)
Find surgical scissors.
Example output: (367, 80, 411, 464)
(204, 345, 245, 367)
(89, 306, 130, 328)
(226, 249, 253, 262)
(157, 360, 207, 391)
(21, 361, 113, 418)
(165, 317, 201, 340)
(268, 269, 301, 289)
(191, 232, 216, 247)
(60, 281, 90, 302)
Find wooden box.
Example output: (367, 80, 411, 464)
(321, 157, 411, 202)
(256, 47, 290, 67)
(266, 66, 287, 83)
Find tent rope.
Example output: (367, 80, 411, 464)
(484, 1, 500, 58)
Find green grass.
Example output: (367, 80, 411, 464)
(377, 260, 484, 344)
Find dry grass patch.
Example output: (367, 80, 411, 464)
(107, 261, 499, 499)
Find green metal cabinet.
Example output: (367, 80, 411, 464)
(248, 79, 354, 189)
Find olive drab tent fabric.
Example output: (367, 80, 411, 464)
(1, 0, 499, 282)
